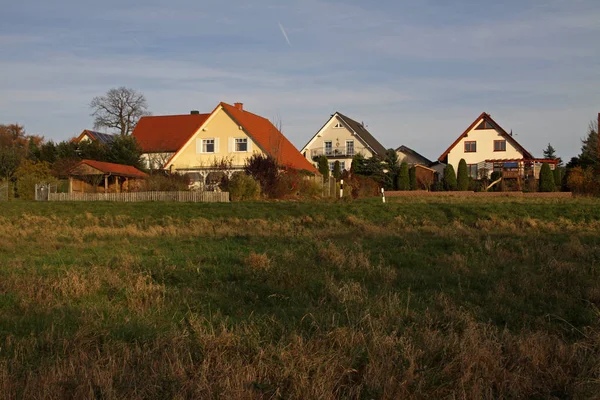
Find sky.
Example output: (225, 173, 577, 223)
(1, 0, 599, 161)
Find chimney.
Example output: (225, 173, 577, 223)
(190, 110, 200, 115)
(234, 102, 244, 111)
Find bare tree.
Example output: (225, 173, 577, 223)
(90, 87, 149, 136)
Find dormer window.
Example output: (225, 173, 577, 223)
(334, 122, 343, 129)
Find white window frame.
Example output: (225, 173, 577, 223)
(334, 122, 343, 129)
(234, 138, 248, 152)
(197, 138, 218, 154)
(346, 140, 354, 157)
(324, 141, 333, 155)
(329, 162, 336, 172)
(340, 161, 346, 171)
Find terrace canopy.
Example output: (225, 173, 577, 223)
(67, 159, 148, 193)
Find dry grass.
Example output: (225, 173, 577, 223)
(1, 200, 600, 398)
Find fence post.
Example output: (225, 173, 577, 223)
(381, 187, 386, 203)
(340, 179, 344, 199)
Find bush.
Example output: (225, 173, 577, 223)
(245, 154, 279, 197)
(332, 161, 342, 181)
(539, 163, 555, 192)
(317, 156, 329, 179)
(396, 162, 410, 191)
(228, 172, 261, 201)
(553, 167, 564, 190)
(443, 164, 457, 191)
(15, 160, 55, 200)
(349, 174, 379, 198)
(297, 178, 322, 198)
(567, 167, 600, 195)
(272, 170, 302, 199)
(457, 159, 469, 191)
(409, 167, 417, 191)
(144, 172, 190, 191)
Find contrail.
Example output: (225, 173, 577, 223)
(278, 22, 292, 47)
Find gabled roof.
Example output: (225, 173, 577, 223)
(395, 145, 432, 165)
(301, 112, 387, 157)
(336, 113, 387, 156)
(219, 103, 317, 173)
(74, 130, 117, 145)
(132, 113, 211, 153)
(438, 112, 533, 162)
(69, 159, 148, 179)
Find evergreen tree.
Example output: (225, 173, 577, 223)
(317, 156, 329, 179)
(539, 163, 555, 192)
(385, 149, 400, 189)
(409, 167, 417, 190)
(578, 121, 598, 169)
(105, 135, 143, 169)
(332, 160, 342, 181)
(396, 162, 410, 190)
(443, 164, 457, 191)
(456, 159, 469, 191)
(543, 143, 563, 167)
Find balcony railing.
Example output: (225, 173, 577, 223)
(310, 147, 366, 160)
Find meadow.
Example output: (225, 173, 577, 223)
(1, 197, 600, 399)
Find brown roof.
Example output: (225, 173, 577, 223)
(69, 160, 148, 179)
(132, 113, 211, 153)
(336, 113, 387, 156)
(219, 103, 317, 173)
(438, 112, 533, 162)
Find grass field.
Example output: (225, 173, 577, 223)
(1, 197, 600, 399)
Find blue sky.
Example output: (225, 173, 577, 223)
(1, 0, 598, 161)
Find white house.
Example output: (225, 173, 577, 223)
(301, 112, 387, 172)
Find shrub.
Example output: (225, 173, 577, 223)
(298, 178, 322, 198)
(567, 166, 599, 195)
(144, 172, 190, 191)
(553, 167, 564, 190)
(317, 156, 329, 179)
(396, 162, 410, 190)
(332, 160, 342, 181)
(228, 172, 261, 201)
(457, 159, 469, 191)
(539, 163, 555, 192)
(272, 169, 302, 199)
(350, 174, 379, 198)
(443, 164, 457, 191)
(409, 167, 417, 190)
(15, 160, 55, 200)
(245, 154, 279, 197)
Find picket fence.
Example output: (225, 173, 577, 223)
(48, 191, 230, 203)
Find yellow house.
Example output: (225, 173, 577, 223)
(301, 112, 387, 172)
(438, 112, 558, 180)
(132, 102, 317, 187)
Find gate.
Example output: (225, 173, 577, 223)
(35, 183, 57, 201)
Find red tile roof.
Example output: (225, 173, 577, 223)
(219, 103, 318, 173)
(132, 114, 210, 153)
(69, 160, 148, 179)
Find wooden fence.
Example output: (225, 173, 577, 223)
(48, 191, 230, 203)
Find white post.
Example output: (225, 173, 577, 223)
(340, 179, 344, 199)
(381, 187, 386, 203)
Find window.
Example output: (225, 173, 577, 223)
(324, 141, 333, 155)
(340, 161, 346, 171)
(467, 164, 478, 178)
(334, 122, 343, 128)
(494, 140, 506, 152)
(197, 138, 216, 153)
(329, 162, 336, 171)
(235, 138, 248, 152)
(475, 120, 495, 130)
(346, 140, 354, 156)
(464, 141, 476, 153)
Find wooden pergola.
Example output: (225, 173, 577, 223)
(67, 159, 148, 194)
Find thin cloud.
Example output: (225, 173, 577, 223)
(278, 22, 292, 47)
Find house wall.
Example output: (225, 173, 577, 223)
(141, 152, 175, 169)
(447, 125, 524, 175)
(415, 166, 435, 189)
(397, 150, 427, 165)
(167, 108, 265, 171)
(302, 116, 375, 171)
